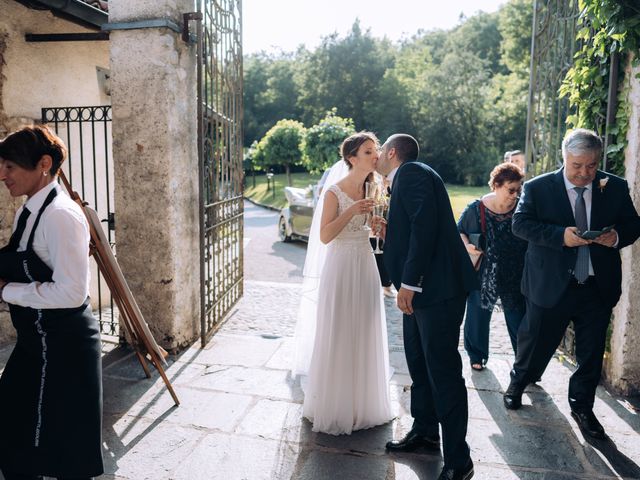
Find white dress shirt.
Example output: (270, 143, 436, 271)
(563, 172, 595, 276)
(2, 182, 91, 309)
(387, 167, 399, 190)
(386, 165, 422, 293)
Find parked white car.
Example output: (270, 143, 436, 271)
(278, 183, 322, 242)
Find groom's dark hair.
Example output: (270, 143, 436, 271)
(387, 134, 419, 163)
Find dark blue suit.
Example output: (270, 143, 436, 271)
(384, 161, 478, 469)
(511, 168, 640, 411)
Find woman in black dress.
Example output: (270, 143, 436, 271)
(458, 162, 527, 371)
(0, 126, 103, 480)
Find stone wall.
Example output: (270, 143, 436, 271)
(607, 60, 640, 395)
(109, 0, 200, 351)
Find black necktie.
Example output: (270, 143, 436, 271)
(8, 207, 31, 250)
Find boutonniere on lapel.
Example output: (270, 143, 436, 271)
(598, 176, 609, 193)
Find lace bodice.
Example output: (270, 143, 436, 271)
(327, 184, 370, 238)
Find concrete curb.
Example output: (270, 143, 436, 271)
(243, 196, 281, 212)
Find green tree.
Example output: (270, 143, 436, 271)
(303, 110, 355, 173)
(486, 0, 533, 159)
(296, 20, 394, 129)
(412, 50, 495, 184)
(260, 119, 306, 186)
(447, 11, 504, 75)
(243, 53, 301, 146)
(498, 0, 534, 76)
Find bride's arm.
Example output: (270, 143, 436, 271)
(319, 192, 373, 244)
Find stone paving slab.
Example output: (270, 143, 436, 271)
(1, 275, 640, 480)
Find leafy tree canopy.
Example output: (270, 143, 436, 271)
(303, 109, 355, 173)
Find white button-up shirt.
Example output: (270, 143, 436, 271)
(2, 182, 91, 309)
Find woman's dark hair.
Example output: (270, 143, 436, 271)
(340, 131, 379, 169)
(489, 162, 524, 190)
(0, 125, 67, 175)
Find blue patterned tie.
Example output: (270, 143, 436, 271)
(574, 187, 589, 283)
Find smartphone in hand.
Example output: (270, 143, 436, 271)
(579, 225, 614, 240)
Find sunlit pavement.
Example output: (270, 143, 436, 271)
(0, 200, 638, 479)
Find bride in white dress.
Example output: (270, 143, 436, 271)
(293, 132, 393, 435)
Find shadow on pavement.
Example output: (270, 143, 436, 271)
(472, 368, 640, 479)
(100, 345, 208, 478)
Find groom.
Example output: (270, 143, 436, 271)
(376, 134, 478, 480)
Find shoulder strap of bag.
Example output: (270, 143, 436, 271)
(479, 200, 486, 234)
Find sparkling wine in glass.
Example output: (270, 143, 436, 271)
(365, 181, 379, 200)
(372, 204, 384, 253)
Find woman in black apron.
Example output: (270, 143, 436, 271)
(0, 126, 103, 480)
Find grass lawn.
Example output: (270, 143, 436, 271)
(244, 171, 321, 210)
(447, 184, 489, 219)
(244, 172, 488, 219)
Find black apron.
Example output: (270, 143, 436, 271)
(0, 188, 103, 477)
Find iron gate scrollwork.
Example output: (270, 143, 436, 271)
(196, 0, 244, 346)
(42, 105, 118, 339)
(524, 0, 581, 176)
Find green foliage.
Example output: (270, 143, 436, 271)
(560, 0, 640, 176)
(296, 20, 395, 130)
(243, 0, 533, 185)
(417, 50, 496, 185)
(498, 0, 534, 76)
(245, 140, 264, 172)
(243, 53, 302, 147)
(302, 110, 355, 173)
(258, 119, 306, 185)
(447, 11, 505, 75)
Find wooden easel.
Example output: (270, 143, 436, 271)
(59, 172, 180, 406)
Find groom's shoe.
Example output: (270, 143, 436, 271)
(385, 429, 440, 452)
(571, 410, 606, 439)
(437, 458, 474, 480)
(503, 380, 524, 410)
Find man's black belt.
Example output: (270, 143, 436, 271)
(569, 276, 596, 288)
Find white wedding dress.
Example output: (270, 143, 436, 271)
(301, 184, 393, 435)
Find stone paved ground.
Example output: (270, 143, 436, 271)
(0, 201, 638, 480)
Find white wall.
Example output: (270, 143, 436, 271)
(0, 0, 110, 125)
(0, 0, 111, 342)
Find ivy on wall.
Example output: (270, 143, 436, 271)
(559, 0, 640, 176)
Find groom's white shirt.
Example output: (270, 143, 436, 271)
(387, 166, 422, 294)
(387, 167, 399, 189)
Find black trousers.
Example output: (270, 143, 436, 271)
(512, 278, 611, 412)
(1, 470, 92, 480)
(403, 294, 470, 469)
(369, 238, 391, 287)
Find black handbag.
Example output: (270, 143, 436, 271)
(467, 201, 486, 271)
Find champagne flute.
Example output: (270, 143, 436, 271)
(364, 182, 378, 228)
(372, 203, 384, 253)
(365, 181, 379, 200)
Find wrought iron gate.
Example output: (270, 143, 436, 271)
(524, 0, 581, 176)
(42, 106, 118, 339)
(195, 0, 244, 345)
